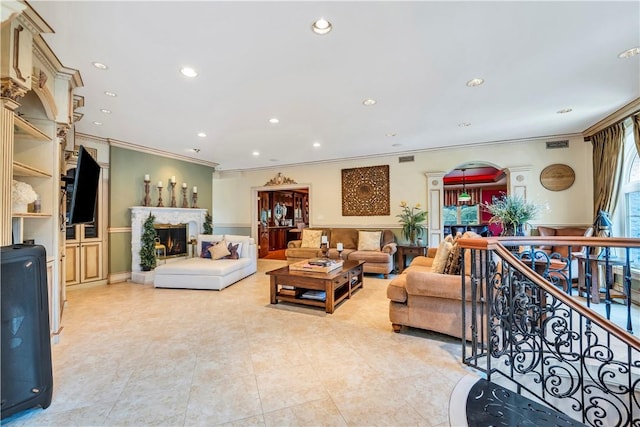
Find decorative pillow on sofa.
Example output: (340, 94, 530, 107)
(330, 228, 359, 249)
(198, 234, 223, 257)
(223, 235, 251, 257)
(444, 243, 462, 275)
(223, 242, 242, 260)
(201, 242, 214, 258)
(208, 240, 231, 260)
(358, 231, 382, 251)
(431, 240, 453, 274)
(301, 229, 323, 248)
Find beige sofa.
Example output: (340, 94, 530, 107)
(285, 228, 397, 277)
(386, 232, 480, 340)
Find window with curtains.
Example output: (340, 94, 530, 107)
(623, 153, 639, 266)
(443, 205, 480, 225)
(619, 121, 639, 266)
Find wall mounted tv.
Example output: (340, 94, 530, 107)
(66, 145, 101, 225)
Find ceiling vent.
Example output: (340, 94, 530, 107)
(546, 140, 569, 149)
(398, 155, 414, 163)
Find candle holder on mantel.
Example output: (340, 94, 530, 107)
(192, 191, 198, 209)
(181, 187, 189, 208)
(157, 184, 164, 207)
(143, 179, 151, 207)
(169, 182, 177, 207)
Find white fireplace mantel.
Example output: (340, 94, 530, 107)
(130, 206, 207, 275)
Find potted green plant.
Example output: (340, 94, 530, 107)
(484, 194, 539, 236)
(396, 201, 427, 245)
(203, 211, 213, 234)
(140, 213, 157, 271)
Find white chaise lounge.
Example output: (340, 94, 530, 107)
(153, 234, 257, 290)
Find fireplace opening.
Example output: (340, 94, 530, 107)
(154, 224, 187, 258)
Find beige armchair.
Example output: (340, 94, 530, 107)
(387, 232, 480, 340)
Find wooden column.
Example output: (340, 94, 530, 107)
(0, 98, 19, 245)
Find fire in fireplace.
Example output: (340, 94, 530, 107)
(154, 224, 187, 258)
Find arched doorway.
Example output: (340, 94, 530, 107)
(443, 162, 508, 237)
(427, 161, 521, 245)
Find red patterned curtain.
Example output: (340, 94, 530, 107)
(444, 188, 481, 206)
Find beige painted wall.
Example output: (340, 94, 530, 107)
(213, 135, 594, 236)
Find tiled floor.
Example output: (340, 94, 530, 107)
(3, 260, 472, 427)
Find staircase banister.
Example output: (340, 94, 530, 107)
(493, 236, 640, 249)
(458, 237, 640, 351)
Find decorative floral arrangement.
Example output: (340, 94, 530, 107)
(484, 194, 539, 236)
(12, 179, 38, 204)
(396, 201, 427, 244)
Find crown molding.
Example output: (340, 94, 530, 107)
(583, 97, 640, 139)
(221, 132, 584, 173)
(108, 137, 218, 169)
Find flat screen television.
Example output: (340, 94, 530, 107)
(66, 146, 101, 225)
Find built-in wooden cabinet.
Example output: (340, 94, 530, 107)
(1, 4, 82, 343)
(10, 93, 65, 341)
(65, 222, 104, 285)
(63, 139, 108, 286)
(65, 229, 103, 285)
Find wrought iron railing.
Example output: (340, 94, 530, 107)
(459, 236, 640, 427)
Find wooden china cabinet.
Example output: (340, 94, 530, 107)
(257, 189, 309, 256)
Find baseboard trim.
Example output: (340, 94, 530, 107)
(108, 272, 131, 284)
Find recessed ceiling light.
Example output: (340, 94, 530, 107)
(386, 133, 397, 137)
(392, 143, 402, 147)
(618, 47, 640, 59)
(100, 109, 111, 114)
(197, 132, 207, 138)
(93, 121, 103, 126)
(311, 17, 332, 35)
(557, 108, 573, 114)
(458, 122, 471, 127)
(269, 117, 280, 124)
(465, 78, 484, 87)
(192, 148, 201, 153)
(313, 142, 321, 148)
(104, 91, 117, 97)
(92, 62, 108, 70)
(252, 151, 260, 156)
(180, 67, 198, 78)
(362, 98, 377, 106)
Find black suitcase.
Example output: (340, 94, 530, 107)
(1, 244, 53, 419)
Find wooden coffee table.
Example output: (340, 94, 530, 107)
(266, 260, 365, 313)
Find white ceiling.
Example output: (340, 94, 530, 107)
(27, 1, 640, 171)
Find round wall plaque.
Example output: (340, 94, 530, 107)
(540, 164, 575, 191)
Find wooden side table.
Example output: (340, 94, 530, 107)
(397, 244, 427, 274)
